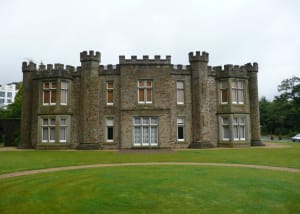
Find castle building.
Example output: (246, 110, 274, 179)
(20, 50, 263, 149)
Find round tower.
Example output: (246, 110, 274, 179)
(78, 50, 101, 149)
(246, 63, 263, 146)
(189, 51, 213, 148)
(19, 61, 36, 148)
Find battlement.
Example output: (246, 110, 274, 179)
(80, 50, 101, 62)
(172, 64, 189, 71)
(100, 64, 120, 73)
(189, 51, 209, 62)
(244, 62, 258, 72)
(37, 63, 76, 72)
(214, 64, 248, 79)
(22, 61, 37, 72)
(119, 55, 171, 65)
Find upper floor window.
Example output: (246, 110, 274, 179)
(60, 81, 68, 105)
(43, 81, 56, 105)
(106, 81, 114, 105)
(0, 99, 4, 104)
(138, 80, 152, 104)
(7, 92, 12, 98)
(0, 91, 4, 97)
(232, 80, 244, 104)
(220, 81, 228, 104)
(176, 81, 184, 104)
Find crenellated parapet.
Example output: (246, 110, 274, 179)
(32, 63, 76, 79)
(119, 55, 171, 65)
(189, 51, 209, 63)
(99, 64, 120, 74)
(215, 64, 249, 79)
(80, 50, 101, 62)
(244, 62, 258, 72)
(171, 64, 191, 75)
(22, 61, 37, 72)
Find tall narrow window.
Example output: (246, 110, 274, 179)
(106, 118, 114, 142)
(222, 117, 230, 140)
(60, 81, 68, 105)
(233, 116, 246, 141)
(107, 81, 114, 105)
(177, 117, 184, 141)
(138, 80, 152, 104)
(232, 80, 244, 104)
(220, 81, 228, 104)
(59, 118, 67, 142)
(42, 118, 56, 143)
(43, 81, 56, 105)
(176, 81, 184, 104)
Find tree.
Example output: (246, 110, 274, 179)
(0, 83, 23, 119)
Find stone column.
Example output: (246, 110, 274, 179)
(246, 63, 264, 146)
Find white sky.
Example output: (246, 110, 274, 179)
(0, 0, 299, 100)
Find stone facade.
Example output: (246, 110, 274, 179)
(20, 50, 263, 149)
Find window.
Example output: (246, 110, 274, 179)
(59, 118, 67, 142)
(43, 81, 56, 105)
(232, 80, 244, 104)
(176, 81, 184, 104)
(220, 81, 228, 104)
(0, 99, 4, 104)
(7, 92, 12, 98)
(177, 117, 184, 141)
(138, 80, 152, 104)
(233, 116, 246, 141)
(221, 117, 230, 140)
(106, 81, 114, 105)
(106, 118, 114, 142)
(42, 118, 56, 143)
(0, 91, 4, 97)
(60, 81, 68, 105)
(41, 116, 69, 143)
(133, 117, 158, 146)
(7, 99, 12, 103)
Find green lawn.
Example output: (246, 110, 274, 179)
(0, 141, 300, 174)
(0, 166, 299, 214)
(0, 141, 299, 213)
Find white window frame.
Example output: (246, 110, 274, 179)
(176, 81, 184, 105)
(106, 81, 114, 106)
(42, 118, 56, 143)
(138, 80, 152, 104)
(232, 80, 245, 104)
(60, 81, 68, 105)
(133, 117, 158, 146)
(220, 80, 229, 104)
(233, 116, 246, 141)
(41, 116, 69, 143)
(177, 117, 185, 141)
(59, 118, 67, 143)
(221, 117, 230, 141)
(106, 118, 114, 142)
(43, 81, 57, 105)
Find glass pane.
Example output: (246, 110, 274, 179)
(222, 118, 229, 125)
(60, 118, 66, 126)
(139, 89, 144, 102)
(233, 118, 238, 124)
(50, 127, 55, 141)
(42, 128, 48, 141)
(151, 127, 158, 145)
(44, 82, 49, 89)
(178, 127, 184, 140)
(239, 126, 245, 139)
(138, 81, 145, 87)
(177, 90, 184, 103)
(60, 127, 66, 141)
(232, 81, 237, 88)
(177, 118, 184, 124)
(107, 91, 113, 103)
(143, 118, 149, 125)
(221, 81, 228, 89)
(0, 99, 4, 104)
(61, 90, 67, 104)
(134, 127, 141, 145)
(221, 89, 228, 103)
(232, 89, 237, 103)
(7, 92, 12, 98)
(223, 126, 229, 139)
(50, 118, 56, 125)
(143, 127, 150, 145)
(238, 81, 244, 89)
(43, 90, 50, 104)
(51, 82, 57, 89)
(43, 119, 48, 125)
(238, 90, 244, 103)
(233, 126, 239, 139)
(146, 89, 152, 102)
(107, 81, 113, 89)
(107, 127, 114, 140)
(146, 81, 152, 87)
(177, 81, 184, 89)
(134, 117, 141, 125)
(151, 118, 157, 125)
(51, 90, 56, 103)
(239, 117, 245, 124)
(106, 118, 114, 126)
(61, 81, 68, 89)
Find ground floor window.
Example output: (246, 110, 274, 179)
(106, 118, 114, 142)
(41, 116, 69, 143)
(177, 117, 184, 141)
(133, 117, 158, 146)
(220, 115, 247, 141)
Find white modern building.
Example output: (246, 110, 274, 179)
(0, 83, 18, 109)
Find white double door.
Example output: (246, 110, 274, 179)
(133, 117, 158, 147)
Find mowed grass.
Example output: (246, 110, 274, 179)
(0, 166, 299, 214)
(0, 141, 300, 174)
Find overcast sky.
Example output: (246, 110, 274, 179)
(0, 0, 299, 99)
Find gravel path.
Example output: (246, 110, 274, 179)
(0, 162, 299, 180)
